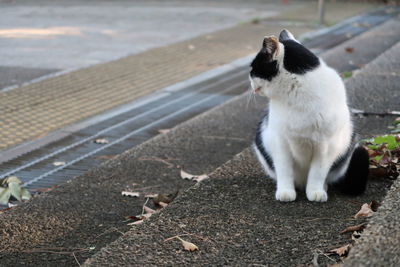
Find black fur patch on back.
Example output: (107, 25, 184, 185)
(281, 40, 320, 75)
(250, 50, 279, 81)
(254, 115, 275, 171)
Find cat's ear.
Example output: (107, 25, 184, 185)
(279, 29, 299, 43)
(262, 36, 279, 58)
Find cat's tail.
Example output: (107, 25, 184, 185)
(333, 146, 369, 195)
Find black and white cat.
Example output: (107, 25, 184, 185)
(250, 29, 369, 202)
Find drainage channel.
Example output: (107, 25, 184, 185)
(0, 68, 249, 190)
(0, 6, 397, 195)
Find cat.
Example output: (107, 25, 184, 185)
(250, 29, 369, 202)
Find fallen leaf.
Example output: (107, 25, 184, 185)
(345, 47, 354, 53)
(354, 203, 374, 218)
(135, 213, 152, 221)
(153, 191, 178, 205)
(143, 206, 156, 214)
(177, 237, 199, 251)
(121, 191, 140, 197)
(94, 138, 109, 144)
(340, 223, 367, 234)
(329, 244, 352, 257)
(0, 176, 31, 204)
(194, 174, 209, 182)
(20, 188, 31, 201)
(127, 220, 144, 225)
(180, 170, 209, 182)
(53, 161, 66, 166)
(369, 200, 380, 212)
(158, 129, 171, 134)
(180, 170, 194, 180)
(144, 193, 158, 198)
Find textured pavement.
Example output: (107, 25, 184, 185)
(0, 15, 398, 265)
(0, 0, 382, 151)
(86, 33, 400, 266)
(84, 149, 391, 267)
(343, 42, 400, 267)
(84, 40, 400, 266)
(0, 23, 310, 151)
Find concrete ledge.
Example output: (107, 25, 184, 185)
(344, 178, 400, 266)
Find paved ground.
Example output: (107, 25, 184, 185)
(0, 0, 289, 88)
(0, 0, 381, 152)
(0, 15, 398, 265)
(85, 39, 400, 266)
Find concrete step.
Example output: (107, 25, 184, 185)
(1, 12, 399, 267)
(84, 39, 400, 266)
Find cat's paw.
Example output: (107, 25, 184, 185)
(306, 190, 328, 202)
(275, 189, 296, 202)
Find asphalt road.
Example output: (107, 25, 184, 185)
(0, 0, 291, 90)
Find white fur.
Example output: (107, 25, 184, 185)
(251, 39, 352, 202)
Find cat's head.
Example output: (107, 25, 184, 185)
(249, 29, 320, 96)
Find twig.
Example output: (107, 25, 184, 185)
(141, 197, 150, 216)
(72, 252, 81, 267)
(351, 108, 400, 116)
(304, 217, 357, 222)
(316, 249, 337, 263)
(164, 234, 191, 242)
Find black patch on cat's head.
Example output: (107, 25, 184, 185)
(250, 37, 279, 81)
(281, 39, 320, 75)
(278, 29, 292, 42)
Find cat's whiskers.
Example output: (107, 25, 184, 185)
(246, 86, 255, 109)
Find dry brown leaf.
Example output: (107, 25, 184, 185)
(143, 206, 156, 214)
(329, 244, 352, 257)
(177, 237, 199, 251)
(121, 191, 140, 197)
(369, 200, 380, 212)
(153, 191, 178, 205)
(53, 161, 66, 166)
(127, 220, 144, 225)
(340, 223, 367, 234)
(136, 213, 152, 220)
(345, 47, 354, 53)
(94, 138, 109, 144)
(354, 203, 374, 218)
